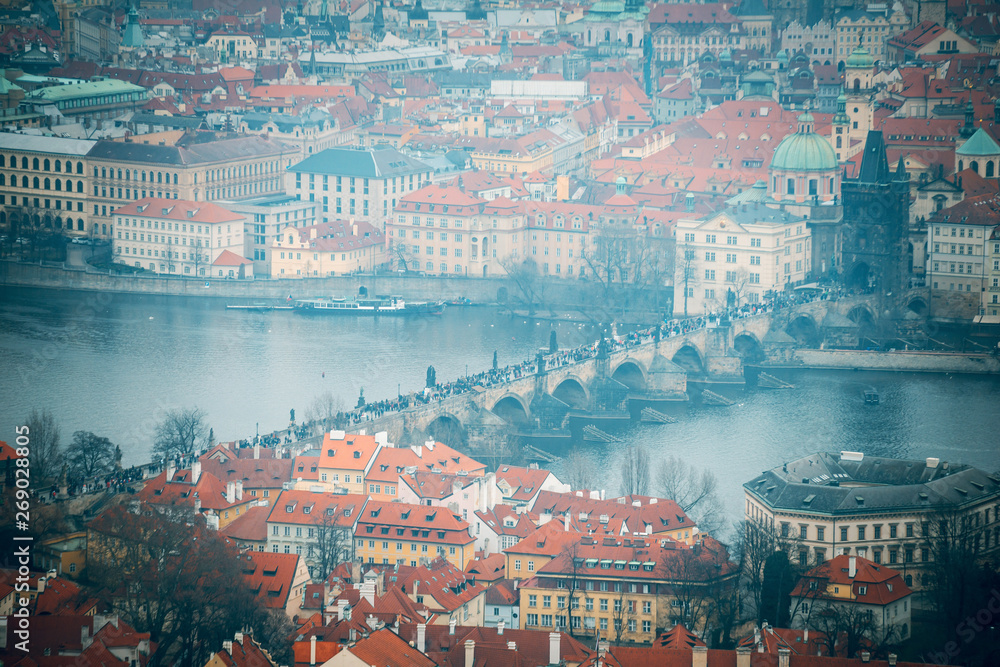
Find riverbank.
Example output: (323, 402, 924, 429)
(763, 348, 1000, 374)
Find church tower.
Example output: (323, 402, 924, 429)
(843, 37, 875, 148)
(830, 90, 850, 163)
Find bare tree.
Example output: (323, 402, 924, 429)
(655, 455, 724, 535)
(727, 267, 752, 308)
(153, 407, 210, 460)
(66, 431, 116, 480)
(610, 584, 635, 646)
(661, 540, 738, 639)
(804, 599, 901, 659)
(499, 256, 545, 314)
(561, 451, 594, 491)
(676, 243, 699, 318)
(391, 239, 413, 271)
(735, 516, 803, 625)
(619, 444, 650, 496)
(312, 510, 354, 581)
(305, 391, 346, 434)
(24, 408, 62, 486)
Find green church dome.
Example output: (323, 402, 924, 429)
(956, 127, 1000, 156)
(771, 115, 837, 173)
(846, 44, 874, 69)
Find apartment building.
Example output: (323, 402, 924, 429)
(504, 521, 590, 581)
(135, 461, 256, 530)
(364, 440, 487, 502)
(264, 490, 367, 577)
(985, 225, 1000, 319)
(834, 7, 908, 65)
(743, 451, 1000, 590)
(675, 206, 811, 316)
(532, 492, 699, 545)
(518, 534, 737, 644)
(86, 131, 295, 240)
(400, 557, 487, 626)
(216, 194, 318, 276)
(926, 193, 995, 313)
(286, 146, 432, 223)
(316, 431, 386, 495)
(354, 500, 477, 569)
(269, 219, 388, 277)
(111, 198, 247, 276)
(0, 134, 95, 237)
(397, 471, 502, 524)
(790, 555, 913, 642)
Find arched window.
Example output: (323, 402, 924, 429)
(33, 177, 39, 189)
(21, 157, 28, 169)
(830, 177, 835, 192)
(958, 160, 964, 172)
(809, 179, 818, 196)
(0, 174, 4, 186)
(173, 173, 178, 184)
(987, 161, 995, 178)
(55, 159, 61, 172)
(54, 179, 61, 191)
(836, 136, 842, 148)
(77, 219, 84, 231)
(157, 172, 163, 183)
(971, 160, 980, 174)
(787, 178, 795, 195)
(627, 33, 633, 48)
(43, 159, 50, 171)
(21, 175, 28, 188)
(77, 181, 84, 193)
(76, 162, 83, 174)
(604, 29, 611, 42)
(1, 154, 6, 167)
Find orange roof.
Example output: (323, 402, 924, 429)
(114, 198, 244, 224)
(400, 471, 479, 500)
(136, 466, 246, 512)
(199, 457, 292, 489)
(366, 441, 486, 483)
(399, 557, 482, 612)
(237, 551, 303, 609)
(505, 520, 585, 557)
(251, 84, 355, 100)
(0, 441, 21, 461)
(266, 490, 367, 528)
(358, 501, 473, 546)
(221, 505, 271, 543)
(495, 465, 552, 502)
(212, 249, 252, 266)
(791, 555, 912, 606)
(532, 491, 696, 535)
(318, 432, 383, 473)
(348, 627, 435, 667)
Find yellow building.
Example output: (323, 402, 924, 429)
(504, 521, 586, 581)
(518, 534, 737, 643)
(270, 219, 388, 277)
(316, 431, 385, 494)
(354, 500, 476, 569)
(206, 30, 258, 62)
(35, 532, 88, 578)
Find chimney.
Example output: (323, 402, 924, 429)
(497, 619, 505, 635)
(191, 460, 202, 484)
(81, 623, 93, 650)
(360, 580, 376, 606)
(254, 443, 260, 459)
(778, 648, 791, 667)
(548, 632, 560, 666)
(849, 556, 857, 578)
(166, 462, 176, 481)
(310, 635, 317, 665)
(803, 628, 809, 643)
(37, 576, 46, 594)
(736, 647, 751, 667)
(861, 651, 871, 663)
(888, 654, 898, 666)
(235, 480, 243, 501)
(692, 645, 708, 667)
(417, 623, 427, 653)
(465, 640, 475, 667)
(226, 481, 236, 504)
(449, 617, 457, 635)
(349, 627, 356, 642)
(223, 640, 233, 655)
(507, 641, 516, 650)
(337, 599, 348, 621)
(563, 513, 570, 531)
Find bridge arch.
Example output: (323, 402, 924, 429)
(552, 376, 589, 409)
(906, 296, 928, 316)
(424, 412, 466, 448)
(733, 332, 766, 363)
(611, 359, 647, 390)
(491, 393, 531, 424)
(671, 344, 706, 375)
(847, 303, 877, 326)
(785, 313, 821, 347)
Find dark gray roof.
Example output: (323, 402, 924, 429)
(287, 147, 430, 178)
(131, 113, 207, 130)
(745, 452, 1000, 515)
(855, 130, 891, 185)
(714, 206, 805, 227)
(87, 133, 292, 165)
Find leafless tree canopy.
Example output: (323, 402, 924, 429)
(619, 444, 650, 496)
(25, 408, 62, 485)
(655, 455, 724, 535)
(66, 430, 116, 480)
(305, 391, 346, 434)
(313, 511, 354, 581)
(562, 451, 595, 492)
(153, 407, 209, 459)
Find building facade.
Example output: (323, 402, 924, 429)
(270, 219, 388, 277)
(111, 198, 247, 275)
(217, 194, 319, 276)
(354, 500, 477, 569)
(744, 451, 1000, 591)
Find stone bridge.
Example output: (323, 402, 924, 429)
(365, 296, 877, 444)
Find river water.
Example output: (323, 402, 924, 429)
(2, 287, 998, 526)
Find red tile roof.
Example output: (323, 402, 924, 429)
(348, 627, 436, 667)
(358, 501, 474, 547)
(931, 192, 1000, 227)
(0, 441, 21, 461)
(495, 465, 552, 502)
(221, 504, 271, 543)
(266, 490, 367, 528)
(237, 551, 303, 610)
(318, 432, 383, 473)
(532, 491, 696, 535)
(199, 457, 292, 490)
(791, 555, 912, 606)
(114, 198, 244, 225)
(213, 249, 253, 266)
(136, 467, 246, 512)
(399, 557, 482, 612)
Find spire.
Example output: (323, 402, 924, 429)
(832, 89, 849, 126)
(894, 154, 908, 181)
(960, 98, 976, 138)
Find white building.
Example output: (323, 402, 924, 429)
(112, 197, 247, 276)
(217, 194, 318, 277)
(675, 206, 811, 316)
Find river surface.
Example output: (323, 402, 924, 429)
(1, 287, 998, 528)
